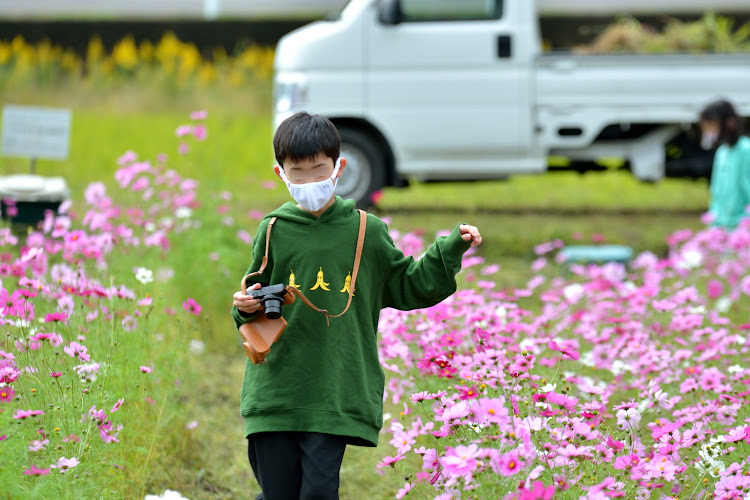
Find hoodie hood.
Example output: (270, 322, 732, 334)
(264, 196, 358, 225)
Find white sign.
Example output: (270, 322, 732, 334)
(1, 105, 72, 160)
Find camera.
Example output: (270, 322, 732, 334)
(248, 283, 289, 319)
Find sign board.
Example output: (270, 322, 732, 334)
(1, 105, 72, 160)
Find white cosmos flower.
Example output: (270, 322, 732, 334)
(135, 267, 154, 284)
(677, 249, 703, 269)
(188, 339, 205, 355)
(563, 283, 584, 302)
(714, 296, 732, 313)
(175, 207, 193, 219)
(144, 490, 191, 500)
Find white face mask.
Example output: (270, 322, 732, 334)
(701, 131, 719, 150)
(278, 159, 341, 212)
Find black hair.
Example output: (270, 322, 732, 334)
(699, 99, 744, 147)
(273, 112, 340, 167)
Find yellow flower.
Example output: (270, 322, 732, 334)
(228, 68, 243, 87)
(0, 42, 11, 65)
(198, 62, 217, 85)
(177, 43, 200, 78)
(112, 35, 139, 71)
(36, 39, 52, 65)
(156, 32, 181, 62)
(60, 50, 81, 72)
(139, 40, 154, 63)
(87, 35, 104, 62)
(11, 35, 26, 53)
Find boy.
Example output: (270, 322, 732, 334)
(231, 112, 482, 500)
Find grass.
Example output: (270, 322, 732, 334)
(0, 84, 714, 499)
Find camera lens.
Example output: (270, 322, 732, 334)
(263, 297, 283, 319)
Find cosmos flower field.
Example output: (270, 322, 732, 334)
(1, 110, 747, 499)
(376, 224, 750, 499)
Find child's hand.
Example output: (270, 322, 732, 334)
(233, 283, 263, 314)
(459, 224, 482, 247)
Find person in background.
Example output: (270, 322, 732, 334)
(699, 99, 750, 229)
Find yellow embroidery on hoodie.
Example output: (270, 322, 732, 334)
(340, 272, 353, 295)
(288, 270, 301, 289)
(310, 267, 330, 291)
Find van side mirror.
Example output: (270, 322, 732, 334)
(378, 0, 402, 25)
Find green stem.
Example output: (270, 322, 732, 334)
(138, 392, 169, 498)
(686, 471, 707, 500)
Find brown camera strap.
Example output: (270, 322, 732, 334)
(241, 216, 277, 293)
(241, 210, 367, 326)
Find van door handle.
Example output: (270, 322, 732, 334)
(497, 35, 512, 58)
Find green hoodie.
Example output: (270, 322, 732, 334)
(232, 196, 471, 446)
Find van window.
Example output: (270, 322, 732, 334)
(399, 0, 502, 21)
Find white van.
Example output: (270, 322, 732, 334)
(273, 0, 750, 207)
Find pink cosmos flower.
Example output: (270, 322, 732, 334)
(43, 312, 69, 323)
(457, 384, 480, 401)
(50, 372, 62, 378)
(116, 150, 139, 167)
(481, 263, 500, 275)
(613, 454, 640, 470)
(0, 385, 14, 402)
(237, 230, 252, 245)
(606, 436, 625, 452)
(391, 430, 416, 454)
(491, 450, 524, 476)
(190, 109, 207, 120)
(63, 341, 90, 362)
(51, 456, 79, 473)
(616, 407, 641, 429)
(411, 391, 431, 403)
(1, 362, 21, 384)
(140, 366, 152, 373)
(519, 481, 555, 500)
(546, 391, 579, 412)
(441, 444, 480, 477)
(377, 455, 405, 468)
(396, 482, 413, 499)
(548, 339, 579, 361)
(13, 409, 44, 419)
(130, 176, 150, 192)
(24, 464, 51, 476)
(28, 438, 49, 451)
(175, 125, 192, 137)
(0, 288, 25, 316)
(192, 124, 207, 141)
(531, 258, 547, 272)
(706, 279, 724, 299)
(30, 332, 63, 347)
(182, 298, 201, 316)
(111, 398, 124, 413)
(477, 397, 510, 425)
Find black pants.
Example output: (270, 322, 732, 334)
(247, 432, 348, 500)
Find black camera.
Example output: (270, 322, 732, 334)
(248, 283, 289, 319)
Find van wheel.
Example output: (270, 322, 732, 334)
(336, 128, 387, 209)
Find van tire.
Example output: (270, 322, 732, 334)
(336, 127, 387, 209)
